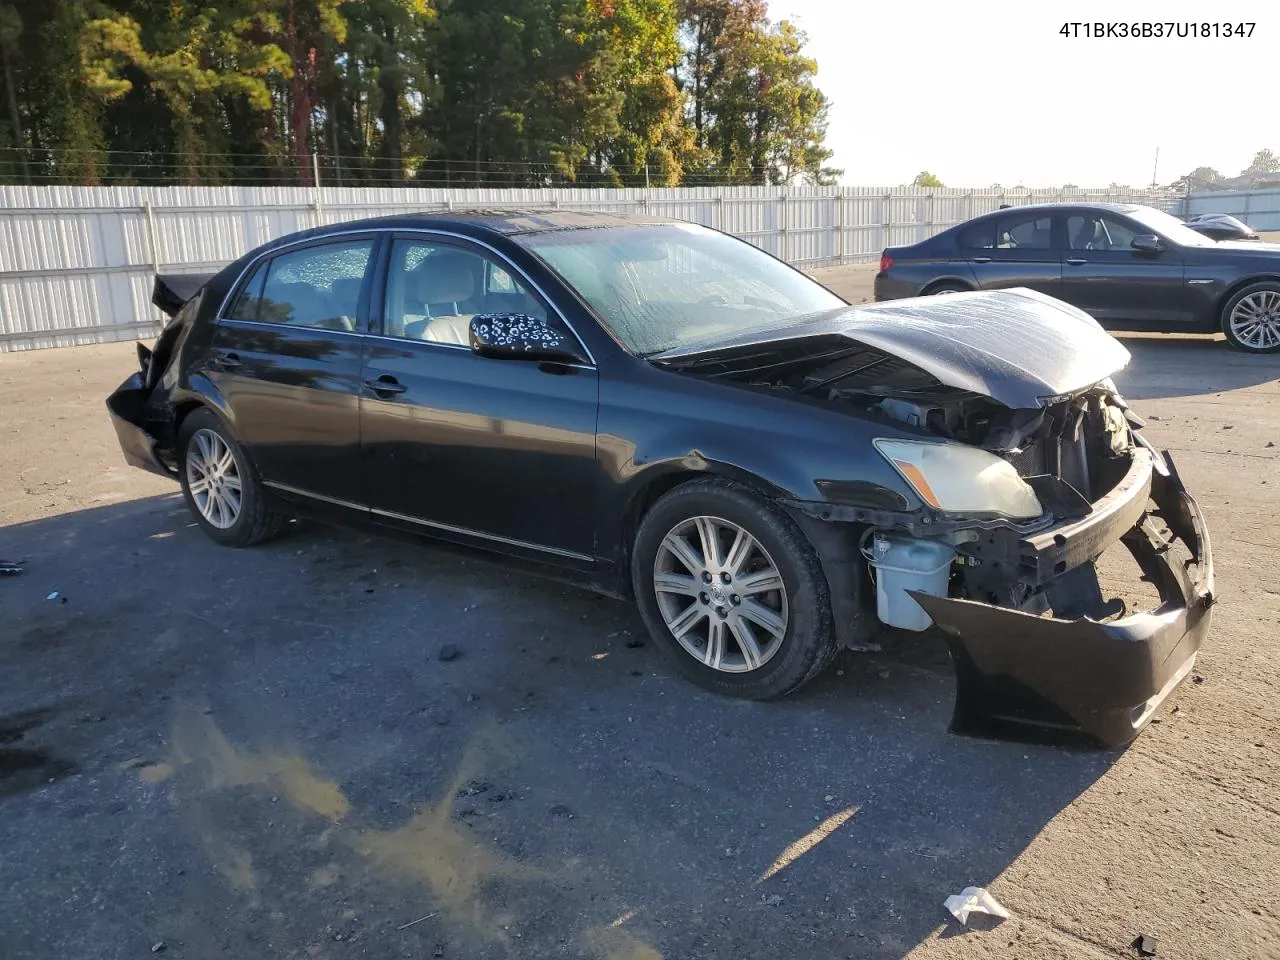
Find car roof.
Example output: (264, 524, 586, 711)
(313, 208, 677, 238)
(976, 201, 1147, 217)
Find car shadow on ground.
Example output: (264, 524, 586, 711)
(2, 495, 1121, 959)
(1111, 334, 1278, 400)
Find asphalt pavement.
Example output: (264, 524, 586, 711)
(1, 264, 1278, 959)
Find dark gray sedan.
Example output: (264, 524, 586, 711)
(874, 202, 1280, 353)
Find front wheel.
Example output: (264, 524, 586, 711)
(631, 479, 836, 699)
(178, 409, 287, 547)
(1221, 281, 1280, 353)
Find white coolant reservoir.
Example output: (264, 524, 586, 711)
(863, 533, 956, 632)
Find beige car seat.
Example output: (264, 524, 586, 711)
(404, 251, 485, 346)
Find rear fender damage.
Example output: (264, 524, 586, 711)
(106, 371, 177, 479)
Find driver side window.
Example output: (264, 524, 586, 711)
(383, 238, 550, 346)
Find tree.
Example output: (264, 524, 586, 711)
(1183, 165, 1222, 185)
(675, 0, 838, 185)
(78, 2, 292, 184)
(0, 0, 840, 188)
(1242, 148, 1279, 177)
(912, 170, 942, 188)
(337, 0, 435, 184)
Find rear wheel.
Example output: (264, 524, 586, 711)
(631, 479, 836, 699)
(923, 281, 969, 296)
(1221, 281, 1280, 353)
(178, 409, 287, 547)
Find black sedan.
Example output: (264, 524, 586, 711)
(874, 202, 1280, 352)
(1182, 213, 1260, 242)
(107, 210, 1214, 746)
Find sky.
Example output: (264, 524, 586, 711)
(774, 0, 1275, 188)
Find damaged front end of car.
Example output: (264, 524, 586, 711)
(655, 288, 1215, 747)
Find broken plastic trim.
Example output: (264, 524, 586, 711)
(913, 451, 1213, 747)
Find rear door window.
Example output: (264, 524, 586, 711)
(958, 220, 995, 250)
(995, 214, 1055, 251)
(226, 240, 375, 331)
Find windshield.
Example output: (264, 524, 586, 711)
(515, 222, 846, 355)
(1126, 206, 1216, 247)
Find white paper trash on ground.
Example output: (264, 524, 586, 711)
(944, 886, 1011, 925)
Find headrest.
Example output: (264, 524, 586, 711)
(414, 251, 481, 303)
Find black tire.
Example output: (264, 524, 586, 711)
(177, 408, 287, 547)
(923, 281, 969, 296)
(631, 478, 837, 699)
(1220, 281, 1280, 353)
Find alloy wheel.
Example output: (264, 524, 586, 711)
(1229, 290, 1280, 350)
(185, 428, 242, 529)
(653, 515, 789, 673)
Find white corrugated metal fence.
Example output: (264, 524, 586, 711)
(0, 184, 1178, 351)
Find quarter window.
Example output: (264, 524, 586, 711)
(228, 240, 374, 330)
(226, 264, 265, 321)
(383, 238, 550, 345)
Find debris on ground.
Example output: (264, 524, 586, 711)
(549, 804, 575, 819)
(438, 643, 460, 662)
(396, 913, 436, 931)
(0, 559, 24, 576)
(761, 894, 784, 907)
(46, 591, 67, 603)
(1132, 932, 1159, 955)
(943, 886, 1011, 925)
(456, 779, 492, 798)
(150, 943, 166, 954)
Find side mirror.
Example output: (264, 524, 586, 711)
(468, 313, 585, 364)
(1131, 234, 1162, 254)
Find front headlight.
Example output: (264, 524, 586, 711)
(873, 439, 1043, 519)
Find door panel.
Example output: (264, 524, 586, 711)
(208, 324, 365, 502)
(205, 236, 377, 504)
(1058, 214, 1188, 325)
(360, 236, 600, 560)
(959, 212, 1063, 297)
(360, 342, 599, 558)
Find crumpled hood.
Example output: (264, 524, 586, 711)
(651, 287, 1131, 409)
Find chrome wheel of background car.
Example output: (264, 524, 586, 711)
(1229, 291, 1280, 350)
(653, 515, 789, 673)
(185, 428, 242, 529)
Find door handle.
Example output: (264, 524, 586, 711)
(970, 257, 992, 264)
(1065, 258, 1088, 265)
(363, 375, 407, 396)
(214, 351, 242, 370)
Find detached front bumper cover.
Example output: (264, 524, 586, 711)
(913, 449, 1213, 747)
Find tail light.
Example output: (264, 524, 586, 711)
(879, 253, 894, 274)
